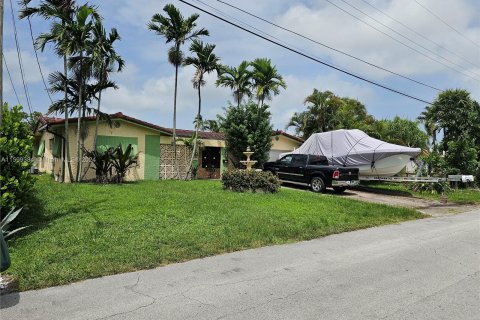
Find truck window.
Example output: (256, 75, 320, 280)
(279, 155, 293, 164)
(291, 154, 307, 165)
(308, 155, 329, 165)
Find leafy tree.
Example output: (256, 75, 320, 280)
(0, 104, 35, 215)
(184, 40, 221, 179)
(376, 117, 428, 150)
(287, 89, 343, 137)
(335, 98, 375, 131)
(424, 89, 479, 151)
(201, 119, 221, 132)
(216, 61, 253, 107)
(21, 0, 77, 183)
(219, 101, 273, 167)
(148, 4, 209, 179)
(250, 58, 286, 107)
(419, 89, 480, 183)
(27, 111, 43, 133)
(444, 140, 478, 176)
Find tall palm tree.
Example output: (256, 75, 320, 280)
(418, 108, 438, 150)
(58, 4, 99, 181)
(20, 0, 76, 182)
(183, 40, 221, 179)
(91, 21, 124, 149)
(216, 60, 252, 107)
(250, 58, 286, 108)
(303, 89, 342, 133)
(148, 4, 209, 179)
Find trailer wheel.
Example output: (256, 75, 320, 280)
(310, 177, 326, 193)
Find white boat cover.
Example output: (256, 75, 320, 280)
(281, 129, 421, 167)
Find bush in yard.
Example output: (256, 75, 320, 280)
(222, 169, 280, 193)
(83, 144, 138, 183)
(0, 104, 35, 216)
(219, 101, 273, 168)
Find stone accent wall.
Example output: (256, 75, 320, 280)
(160, 144, 192, 180)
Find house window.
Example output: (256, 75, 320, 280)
(202, 147, 220, 169)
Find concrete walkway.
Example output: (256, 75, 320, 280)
(1, 210, 479, 320)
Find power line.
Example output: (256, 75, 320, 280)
(178, 0, 433, 105)
(3, 54, 22, 105)
(358, 0, 480, 70)
(195, 0, 322, 68)
(324, 0, 479, 81)
(335, 0, 480, 78)
(8, 0, 33, 115)
(215, 0, 441, 91)
(413, 0, 480, 49)
(197, 0, 371, 89)
(20, 0, 53, 104)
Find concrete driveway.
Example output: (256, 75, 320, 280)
(1, 210, 479, 320)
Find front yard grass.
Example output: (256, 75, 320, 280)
(358, 182, 480, 204)
(7, 175, 423, 291)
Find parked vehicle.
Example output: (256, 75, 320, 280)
(263, 154, 360, 193)
(280, 129, 421, 177)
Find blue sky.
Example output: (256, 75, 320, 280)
(3, 0, 480, 132)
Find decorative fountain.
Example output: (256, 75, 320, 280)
(240, 146, 257, 171)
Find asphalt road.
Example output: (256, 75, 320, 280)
(1, 210, 479, 320)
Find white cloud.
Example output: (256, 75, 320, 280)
(274, 0, 480, 80)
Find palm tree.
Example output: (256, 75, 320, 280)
(418, 108, 438, 150)
(183, 40, 221, 179)
(91, 21, 125, 149)
(286, 111, 310, 138)
(58, 4, 99, 181)
(148, 4, 209, 179)
(304, 89, 342, 133)
(47, 70, 116, 122)
(216, 61, 252, 107)
(20, 0, 76, 182)
(250, 58, 286, 108)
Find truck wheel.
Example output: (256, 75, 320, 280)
(310, 177, 326, 193)
(333, 186, 347, 193)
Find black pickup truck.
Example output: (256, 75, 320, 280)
(263, 154, 359, 193)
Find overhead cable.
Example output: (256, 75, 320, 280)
(179, 0, 433, 105)
(215, 0, 442, 91)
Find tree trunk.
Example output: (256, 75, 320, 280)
(173, 58, 180, 179)
(185, 80, 202, 180)
(93, 66, 105, 149)
(63, 54, 74, 182)
(75, 52, 84, 182)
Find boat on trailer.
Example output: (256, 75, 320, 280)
(280, 129, 421, 177)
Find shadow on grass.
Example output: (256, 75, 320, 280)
(11, 190, 104, 239)
(353, 185, 414, 197)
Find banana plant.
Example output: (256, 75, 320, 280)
(82, 146, 115, 183)
(111, 144, 138, 183)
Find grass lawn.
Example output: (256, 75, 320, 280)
(7, 175, 423, 291)
(358, 182, 480, 204)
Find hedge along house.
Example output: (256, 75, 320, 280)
(33, 113, 303, 182)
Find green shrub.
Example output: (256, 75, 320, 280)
(0, 104, 35, 215)
(222, 169, 280, 193)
